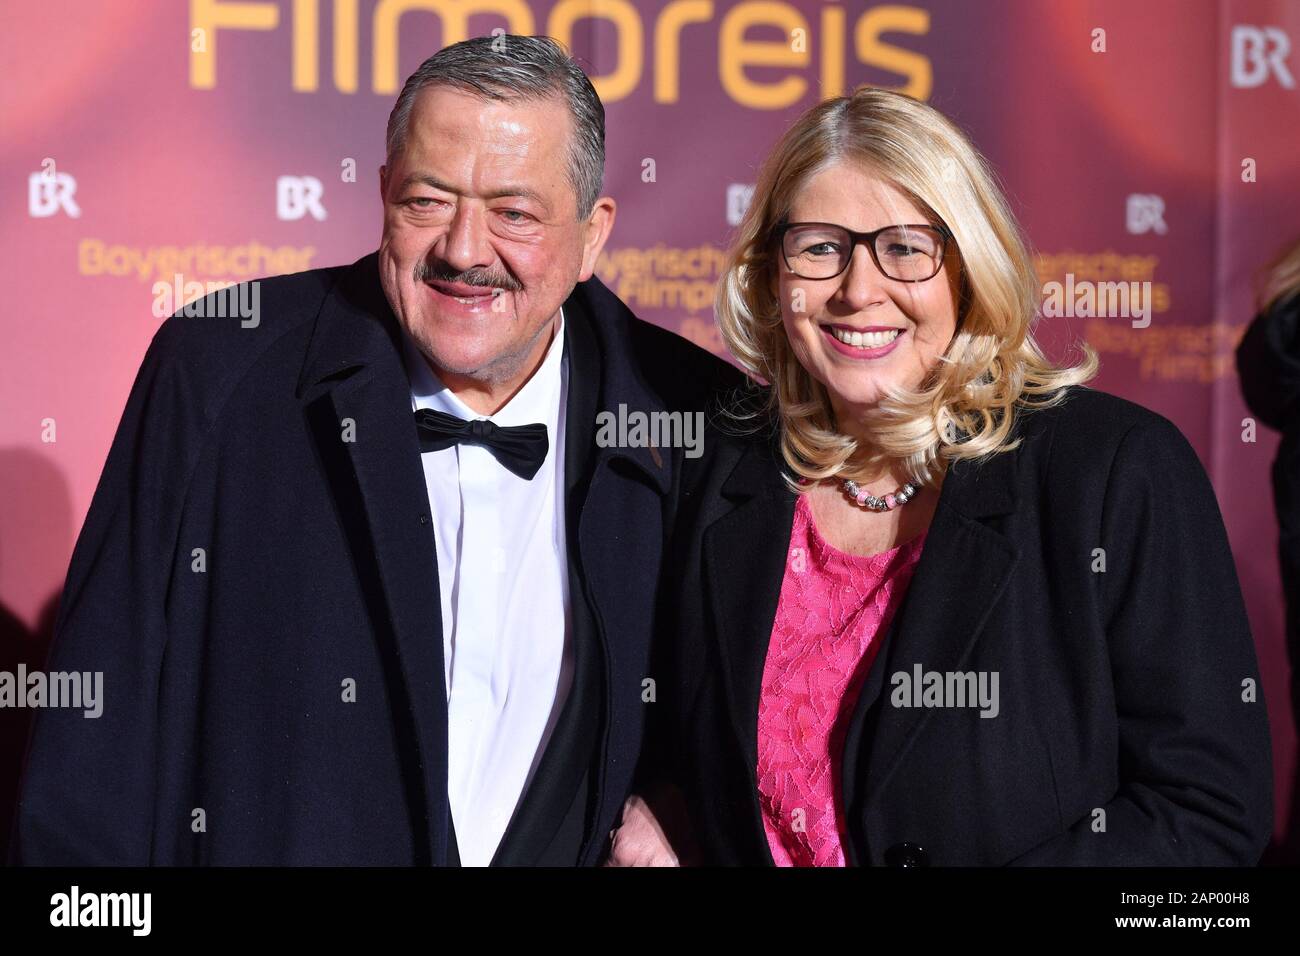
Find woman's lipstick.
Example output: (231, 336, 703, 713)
(819, 323, 906, 359)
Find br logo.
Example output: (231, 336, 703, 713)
(1125, 195, 1167, 236)
(276, 175, 327, 221)
(28, 166, 80, 219)
(726, 183, 755, 227)
(1231, 25, 1296, 89)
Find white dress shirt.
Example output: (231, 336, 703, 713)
(399, 310, 573, 867)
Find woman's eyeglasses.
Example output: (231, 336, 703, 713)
(775, 221, 952, 282)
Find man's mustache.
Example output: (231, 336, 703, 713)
(415, 260, 522, 292)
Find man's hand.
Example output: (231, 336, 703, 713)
(603, 793, 681, 867)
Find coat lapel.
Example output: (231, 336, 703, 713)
(296, 254, 452, 866)
(565, 281, 678, 865)
(844, 443, 1021, 822)
(702, 434, 798, 772)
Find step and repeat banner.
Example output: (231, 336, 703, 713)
(3, 0, 1299, 849)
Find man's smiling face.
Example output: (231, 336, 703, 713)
(378, 85, 613, 411)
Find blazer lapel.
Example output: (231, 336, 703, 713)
(297, 254, 452, 866)
(843, 443, 1022, 823)
(701, 435, 798, 773)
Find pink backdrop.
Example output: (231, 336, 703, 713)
(3, 0, 1298, 855)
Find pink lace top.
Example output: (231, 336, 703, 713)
(756, 492, 927, 866)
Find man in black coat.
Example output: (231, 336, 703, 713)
(11, 36, 741, 865)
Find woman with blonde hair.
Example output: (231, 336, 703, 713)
(609, 88, 1272, 866)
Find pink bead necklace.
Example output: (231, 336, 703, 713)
(840, 476, 920, 512)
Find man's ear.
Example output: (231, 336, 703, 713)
(379, 165, 388, 203)
(577, 196, 617, 282)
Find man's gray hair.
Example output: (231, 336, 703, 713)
(385, 35, 605, 219)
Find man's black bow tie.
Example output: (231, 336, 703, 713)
(413, 408, 549, 481)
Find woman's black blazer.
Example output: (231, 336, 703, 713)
(649, 384, 1273, 865)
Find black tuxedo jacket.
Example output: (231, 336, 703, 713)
(12, 252, 742, 866)
(650, 385, 1274, 865)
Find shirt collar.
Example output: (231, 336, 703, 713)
(401, 308, 566, 431)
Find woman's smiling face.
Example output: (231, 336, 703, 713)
(776, 161, 963, 418)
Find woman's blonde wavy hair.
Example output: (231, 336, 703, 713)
(716, 87, 1098, 490)
(1259, 236, 1300, 313)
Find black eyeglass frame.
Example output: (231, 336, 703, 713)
(773, 219, 954, 283)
